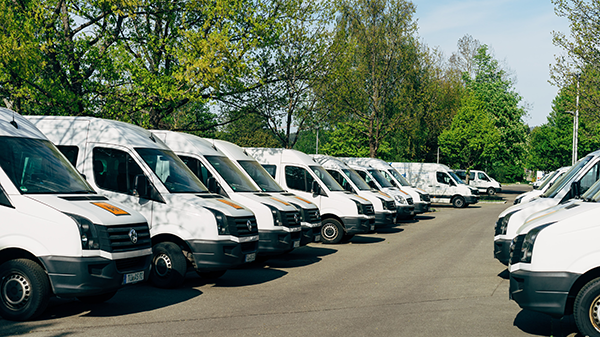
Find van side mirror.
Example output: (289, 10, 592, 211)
(343, 182, 354, 193)
(207, 176, 218, 194)
(571, 181, 581, 198)
(449, 180, 456, 186)
(134, 174, 165, 203)
(312, 180, 324, 196)
(367, 181, 377, 189)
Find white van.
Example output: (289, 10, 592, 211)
(341, 158, 431, 215)
(494, 151, 600, 265)
(150, 131, 302, 255)
(245, 148, 376, 244)
(208, 138, 321, 245)
(513, 166, 570, 205)
(343, 163, 415, 220)
(391, 162, 479, 208)
(0, 109, 151, 321)
(454, 169, 501, 195)
(311, 155, 397, 227)
(508, 179, 600, 336)
(27, 116, 259, 289)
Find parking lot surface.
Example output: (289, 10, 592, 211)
(0, 184, 582, 336)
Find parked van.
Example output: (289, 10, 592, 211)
(454, 169, 501, 196)
(245, 148, 376, 244)
(311, 155, 397, 227)
(494, 151, 600, 265)
(391, 162, 479, 208)
(341, 158, 431, 215)
(514, 166, 570, 205)
(343, 163, 415, 220)
(27, 116, 259, 289)
(150, 131, 302, 255)
(209, 138, 321, 245)
(509, 179, 600, 337)
(0, 109, 152, 321)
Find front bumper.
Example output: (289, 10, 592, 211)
(374, 211, 396, 228)
(341, 215, 375, 234)
(258, 229, 301, 255)
(40, 252, 152, 297)
(189, 238, 259, 271)
(396, 205, 415, 221)
(509, 269, 579, 318)
(300, 222, 322, 245)
(494, 238, 511, 265)
(465, 195, 479, 204)
(414, 202, 430, 214)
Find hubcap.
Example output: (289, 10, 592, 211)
(590, 294, 600, 332)
(323, 224, 338, 240)
(154, 253, 172, 277)
(2, 273, 30, 309)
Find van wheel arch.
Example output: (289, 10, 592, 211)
(451, 196, 466, 208)
(566, 267, 600, 316)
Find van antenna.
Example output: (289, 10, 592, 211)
(10, 110, 17, 129)
(211, 139, 217, 151)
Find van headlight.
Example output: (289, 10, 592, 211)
(266, 204, 284, 226)
(519, 223, 554, 263)
(514, 196, 522, 204)
(394, 194, 407, 205)
(65, 213, 100, 250)
(207, 208, 230, 235)
(496, 210, 518, 235)
(351, 199, 364, 214)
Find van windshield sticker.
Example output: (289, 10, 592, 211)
(293, 196, 313, 204)
(91, 202, 130, 216)
(270, 197, 291, 206)
(217, 199, 244, 209)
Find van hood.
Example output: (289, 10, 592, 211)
(517, 200, 597, 235)
(164, 193, 255, 217)
(26, 194, 147, 226)
(235, 192, 300, 211)
(277, 192, 319, 210)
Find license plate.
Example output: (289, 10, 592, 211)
(370, 225, 375, 231)
(245, 252, 256, 263)
(293, 240, 300, 248)
(123, 271, 144, 284)
(314, 235, 321, 242)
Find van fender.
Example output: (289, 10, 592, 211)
(568, 252, 600, 275)
(0, 235, 54, 258)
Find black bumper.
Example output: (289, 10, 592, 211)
(396, 205, 415, 221)
(494, 239, 511, 265)
(414, 202, 430, 214)
(189, 238, 258, 271)
(374, 211, 396, 228)
(258, 229, 301, 255)
(465, 195, 479, 204)
(300, 223, 322, 245)
(40, 253, 151, 298)
(342, 216, 374, 234)
(510, 269, 579, 318)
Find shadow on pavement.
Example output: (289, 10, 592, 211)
(514, 310, 579, 337)
(498, 269, 509, 279)
(374, 227, 404, 234)
(348, 235, 385, 244)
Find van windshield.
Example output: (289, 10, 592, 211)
(0, 137, 94, 194)
(238, 160, 284, 192)
(543, 156, 592, 198)
(310, 166, 344, 191)
(389, 169, 411, 186)
(206, 156, 260, 192)
(368, 169, 393, 188)
(136, 148, 208, 193)
(582, 178, 600, 202)
(342, 168, 371, 190)
(537, 170, 558, 190)
(448, 171, 465, 184)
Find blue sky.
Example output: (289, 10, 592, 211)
(412, 0, 571, 127)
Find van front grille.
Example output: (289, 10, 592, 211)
(98, 223, 152, 253)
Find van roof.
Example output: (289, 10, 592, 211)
(209, 139, 254, 161)
(0, 109, 47, 140)
(27, 115, 170, 150)
(245, 148, 320, 166)
(151, 130, 225, 157)
(341, 157, 391, 170)
(311, 155, 350, 170)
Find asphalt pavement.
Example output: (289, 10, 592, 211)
(0, 184, 583, 336)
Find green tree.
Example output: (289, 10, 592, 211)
(319, 121, 391, 157)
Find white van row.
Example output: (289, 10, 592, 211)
(490, 150, 600, 336)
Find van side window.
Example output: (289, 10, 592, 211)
(92, 147, 145, 195)
(580, 161, 600, 194)
(285, 165, 314, 192)
(380, 170, 399, 187)
(469, 172, 475, 180)
(262, 164, 276, 178)
(327, 169, 351, 191)
(179, 155, 213, 185)
(436, 172, 451, 185)
(56, 146, 79, 167)
(478, 172, 489, 181)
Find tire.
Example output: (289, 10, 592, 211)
(321, 218, 344, 244)
(574, 277, 600, 337)
(0, 259, 50, 321)
(487, 187, 496, 196)
(452, 196, 465, 208)
(196, 270, 227, 280)
(150, 242, 187, 288)
(77, 290, 117, 304)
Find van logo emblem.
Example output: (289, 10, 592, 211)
(294, 214, 299, 223)
(129, 228, 138, 244)
(247, 220, 252, 231)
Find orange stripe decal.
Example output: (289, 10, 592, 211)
(91, 202, 130, 216)
(271, 197, 291, 206)
(217, 199, 244, 209)
(293, 196, 313, 204)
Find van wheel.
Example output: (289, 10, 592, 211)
(0, 259, 50, 321)
(77, 290, 117, 304)
(197, 270, 227, 280)
(321, 219, 344, 244)
(574, 277, 600, 337)
(452, 196, 466, 208)
(487, 187, 496, 196)
(150, 242, 187, 288)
